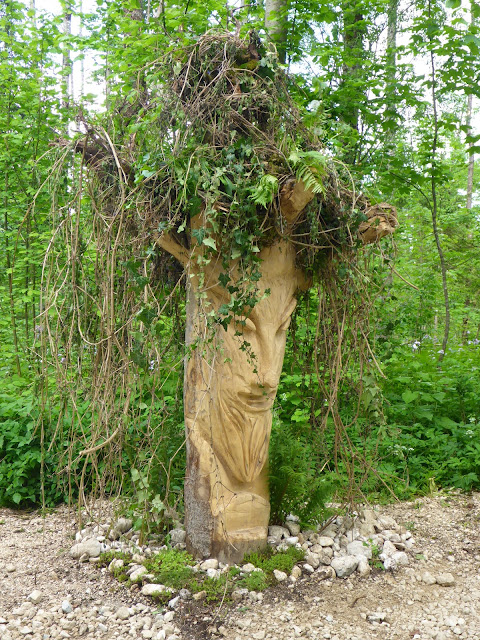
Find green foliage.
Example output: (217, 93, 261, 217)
(144, 549, 195, 590)
(237, 570, 269, 592)
(268, 415, 337, 526)
(244, 546, 305, 576)
(249, 174, 279, 207)
(288, 150, 329, 195)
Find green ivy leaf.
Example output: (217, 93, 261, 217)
(202, 236, 217, 250)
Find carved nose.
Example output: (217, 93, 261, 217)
(260, 370, 277, 391)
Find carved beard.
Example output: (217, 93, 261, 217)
(215, 391, 272, 484)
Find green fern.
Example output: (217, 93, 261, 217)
(249, 174, 279, 206)
(269, 418, 336, 526)
(288, 150, 328, 196)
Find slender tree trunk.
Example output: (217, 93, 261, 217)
(264, 0, 288, 64)
(61, 2, 72, 112)
(466, 93, 475, 210)
(467, 2, 476, 210)
(385, 0, 398, 122)
(4, 175, 22, 377)
(341, 4, 365, 133)
(429, 46, 450, 362)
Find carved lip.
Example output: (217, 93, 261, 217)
(237, 390, 275, 413)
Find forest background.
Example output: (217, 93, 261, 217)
(1, 0, 480, 533)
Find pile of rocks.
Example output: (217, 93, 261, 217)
(68, 507, 421, 607)
(0, 597, 181, 640)
(265, 509, 416, 580)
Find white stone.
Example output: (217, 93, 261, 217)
(163, 611, 175, 623)
(241, 563, 256, 573)
(19, 627, 33, 635)
(70, 538, 101, 559)
(357, 556, 371, 577)
(142, 584, 172, 597)
(27, 590, 43, 605)
(200, 558, 219, 571)
(169, 529, 186, 545)
(108, 558, 124, 573)
(377, 515, 398, 531)
(436, 572, 455, 586)
(331, 556, 358, 578)
(392, 551, 409, 567)
(318, 536, 334, 547)
(115, 518, 133, 533)
(291, 565, 302, 579)
(273, 569, 288, 582)
(305, 553, 320, 569)
(380, 540, 397, 558)
(421, 571, 436, 585)
(285, 536, 299, 546)
(347, 540, 372, 559)
(206, 568, 220, 579)
(130, 566, 148, 582)
(303, 563, 315, 573)
(116, 607, 131, 620)
(61, 601, 73, 614)
(286, 522, 301, 536)
(268, 525, 289, 541)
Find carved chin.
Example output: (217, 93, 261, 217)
(215, 394, 272, 484)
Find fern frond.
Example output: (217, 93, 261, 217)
(249, 174, 279, 207)
(288, 149, 328, 197)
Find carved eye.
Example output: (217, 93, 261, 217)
(235, 317, 256, 332)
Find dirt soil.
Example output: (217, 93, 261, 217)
(1, 493, 479, 640)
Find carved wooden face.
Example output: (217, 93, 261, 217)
(212, 291, 297, 485)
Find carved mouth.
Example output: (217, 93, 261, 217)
(237, 391, 274, 412)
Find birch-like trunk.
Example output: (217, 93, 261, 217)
(264, 0, 288, 64)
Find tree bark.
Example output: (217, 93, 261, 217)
(264, 0, 288, 64)
(466, 93, 475, 211)
(429, 39, 450, 362)
(385, 0, 398, 125)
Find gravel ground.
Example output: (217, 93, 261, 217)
(0, 492, 479, 640)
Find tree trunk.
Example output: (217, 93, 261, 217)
(153, 182, 315, 562)
(264, 0, 288, 64)
(61, 1, 72, 111)
(183, 241, 303, 562)
(341, 4, 366, 134)
(466, 94, 475, 210)
(385, 0, 398, 125)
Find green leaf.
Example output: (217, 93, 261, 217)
(402, 390, 420, 404)
(202, 236, 217, 250)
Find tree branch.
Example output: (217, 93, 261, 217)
(153, 230, 190, 266)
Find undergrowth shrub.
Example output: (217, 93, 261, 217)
(0, 381, 70, 506)
(144, 549, 194, 589)
(268, 412, 337, 526)
(243, 546, 305, 575)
